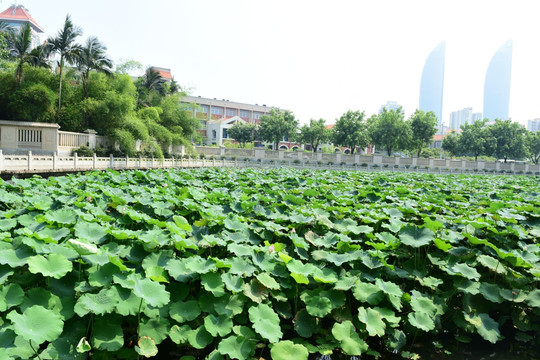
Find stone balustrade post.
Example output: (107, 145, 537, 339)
(109, 154, 114, 169)
(461, 159, 466, 170)
(125, 155, 129, 169)
(93, 153, 97, 169)
(0, 149, 3, 171)
(496, 161, 501, 171)
(354, 154, 360, 164)
(412, 157, 418, 167)
(335, 153, 342, 163)
(428, 157, 434, 168)
(510, 162, 515, 172)
(53, 152, 58, 170)
(373, 154, 383, 165)
(27, 151, 33, 171)
(74, 152, 78, 169)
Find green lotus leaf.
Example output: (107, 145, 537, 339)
(255, 272, 280, 290)
(43, 209, 77, 225)
(67, 239, 98, 256)
(477, 254, 507, 274)
(353, 281, 384, 305)
(145, 266, 169, 283)
(135, 336, 158, 358)
(0, 218, 17, 231)
(7, 305, 64, 345)
(375, 278, 403, 298)
(169, 300, 201, 323)
(184, 256, 217, 274)
(407, 311, 435, 332)
(218, 335, 256, 360)
(204, 314, 233, 337)
(92, 315, 124, 351)
(34, 227, 71, 243)
(479, 283, 503, 303)
(270, 340, 309, 360)
(526, 289, 540, 307)
(386, 328, 407, 351)
(374, 306, 400, 327)
(417, 276, 443, 290)
(410, 292, 438, 317)
(358, 307, 386, 337)
(455, 278, 481, 294)
(448, 263, 481, 280)
(331, 320, 369, 355)
(201, 272, 226, 297)
(224, 214, 248, 232)
(0, 283, 24, 312)
(20, 287, 74, 320)
(304, 296, 332, 317)
(294, 309, 317, 338)
(0, 265, 14, 285)
(463, 312, 501, 343)
(74, 288, 120, 316)
(140, 317, 170, 344)
(131, 275, 170, 307)
(27, 253, 73, 279)
(248, 303, 283, 343)
(312, 267, 338, 284)
(76, 337, 91, 353)
(243, 279, 269, 303)
(170, 324, 191, 344)
(74, 221, 108, 244)
(88, 263, 120, 287)
(213, 294, 246, 317)
(398, 225, 435, 247)
(187, 325, 213, 349)
(221, 272, 245, 292)
(114, 286, 142, 316)
(359, 252, 384, 269)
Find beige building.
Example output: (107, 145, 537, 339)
(182, 96, 281, 145)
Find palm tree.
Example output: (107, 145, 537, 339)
(28, 44, 52, 69)
(7, 23, 32, 86)
(0, 21, 12, 33)
(76, 36, 113, 98)
(47, 14, 82, 111)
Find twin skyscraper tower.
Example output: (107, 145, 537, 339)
(419, 41, 513, 128)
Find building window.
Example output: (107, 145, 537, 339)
(212, 130, 217, 139)
(253, 111, 263, 120)
(211, 107, 224, 116)
(240, 110, 250, 119)
(200, 105, 209, 114)
(226, 108, 237, 117)
(223, 128, 228, 139)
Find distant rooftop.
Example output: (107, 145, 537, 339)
(149, 66, 173, 80)
(0, 5, 44, 33)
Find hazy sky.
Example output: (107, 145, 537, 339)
(7, 0, 540, 127)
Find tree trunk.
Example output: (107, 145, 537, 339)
(57, 58, 64, 111)
(387, 147, 392, 156)
(417, 147, 422, 157)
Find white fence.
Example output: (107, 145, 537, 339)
(195, 146, 540, 174)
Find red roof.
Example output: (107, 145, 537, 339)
(0, 5, 44, 33)
(150, 67, 173, 80)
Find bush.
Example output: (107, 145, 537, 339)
(72, 145, 94, 157)
(293, 159, 301, 164)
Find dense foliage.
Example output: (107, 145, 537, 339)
(0, 168, 538, 359)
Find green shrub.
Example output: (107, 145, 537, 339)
(72, 145, 94, 157)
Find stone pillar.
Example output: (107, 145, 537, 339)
(93, 153, 97, 169)
(28, 150, 32, 170)
(525, 163, 530, 172)
(461, 159, 466, 170)
(445, 159, 450, 168)
(412, 157, 418, 167)
(394, 156, 400, 166)
(335, 153, 342, 163)
(74, 153, 78, 169)
(354, 154, 360, 164)
(53, 152, 58, 170)
(220, 147, 225, 157)
(373, 154, 383, 165)
(428, 157, 434, 168)
(510, 162, 515, 172)
(151, 157, 155, 168)
(125, 155, 129, 169)
(84, 129, 97, 149)
(254, 148, 265, 159)
(477, 160, 485, 171)
(0, 149, 3, 171)
(496, 161, 501, 171)
(172, 156, 175, 168)
(279, 149, 285, 160)
(297, 149, 304, 161)
(109, 154, 114, 169)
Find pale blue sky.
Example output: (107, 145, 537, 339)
(6, 0, 540, 127)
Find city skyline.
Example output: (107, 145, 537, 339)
(483, 41, 513, 121)
(3, 1, 540, 128)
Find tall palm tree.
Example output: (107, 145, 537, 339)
(47, 14, 82, 111)
(28, 44, 52, 69)
(8, 23, 32, 86)
(76, 36, 113, 98)
(0, 21, 12, 33)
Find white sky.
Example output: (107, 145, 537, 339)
(8, 0, 540, 127)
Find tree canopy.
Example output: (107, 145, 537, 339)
(228, 121, 255, 148)
(299, 118, 329, 152)
(369, 107, 410, 156)
(332, 111, 369, 154)
(408, 110, 438, 157)
(258, 109, 298, 150)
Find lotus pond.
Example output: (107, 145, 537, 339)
(0, 168, 538, 360)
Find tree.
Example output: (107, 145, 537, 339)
(258, 109, 299, 150)
(229, 121, 255, 147)
(299, 118, 329, 152)
(332, 111, 370, 154)
(369, 107, 410, 156)
(490, 119, 527, 162)
(525, 131, 540, 165)
(456, 120, 495, 161)
(7, 23, 32, 86)
(408, 109, 438, 157)
(441, 132, 460, 158)
(47, 14, 82, 111)
(27, 44, 52, 69)
(0, 21, 12, 60)
(76, 36, 113, 98)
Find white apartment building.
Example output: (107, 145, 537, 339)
(528, 119, 540, 132)
(449, 107, 482, 130)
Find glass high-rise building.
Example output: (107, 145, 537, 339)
(483, 41, 513, 120)
(419, 41, 446, 128)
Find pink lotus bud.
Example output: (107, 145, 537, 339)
(269, 245, 275, 253)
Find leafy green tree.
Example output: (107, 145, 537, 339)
(159, 93, 199, 137)
(115, 59, 143, 75)
(458, 120, 496, 160)
(136, 68, 166, 107)
(0, 21, 12, 60)
(47, 14, 82, 111)
(228, 121, 255, 147)
(76, 36, 113, 98)
(332, 111, 369, 154)
(258, 109, 299, 150)
(408, 109, 438, 157)
(7, 23, 32, 86)
(369, 107, 410, 156)
(441, 132, 461, 158)
(525, 131, 540, 165)
(298, 118, 329, 152)
(489, 119, 527, 162)
(27, 44, 52, 69)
